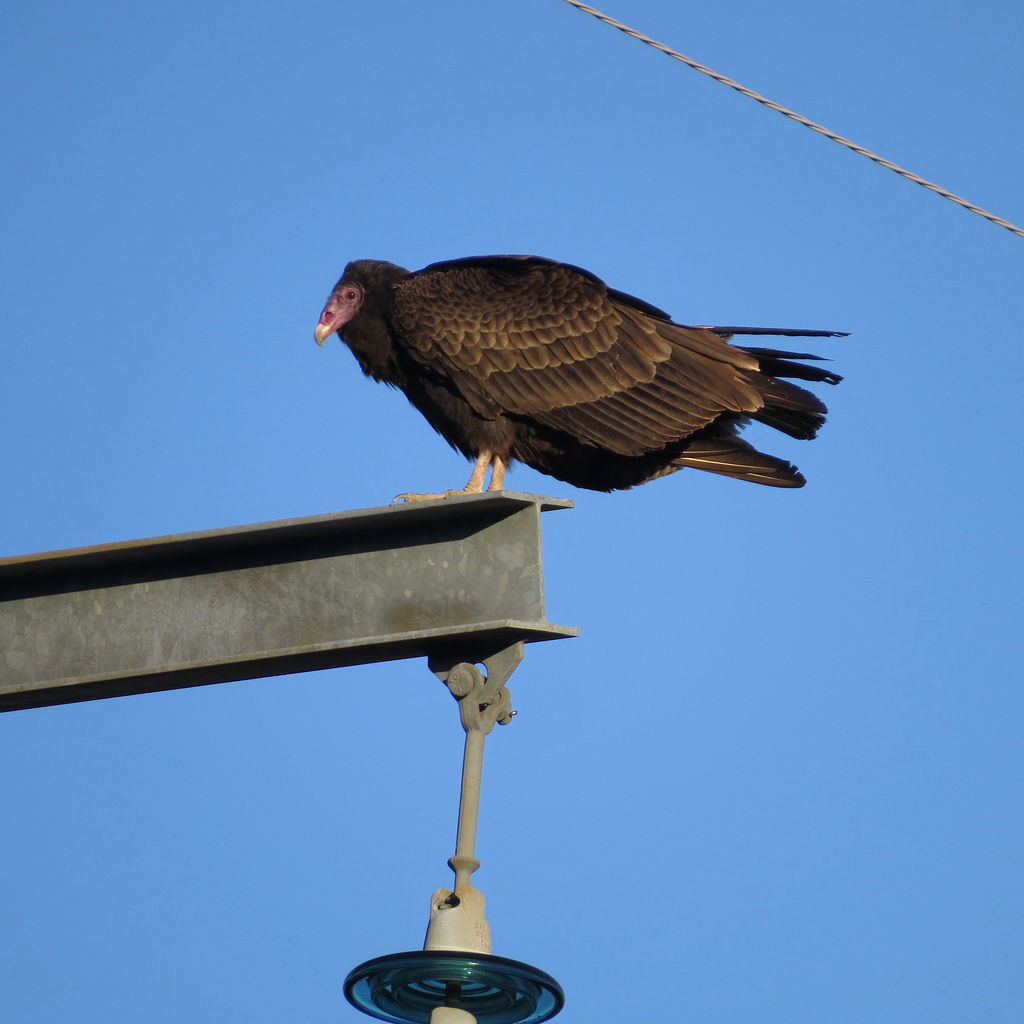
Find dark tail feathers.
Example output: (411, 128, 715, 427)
(675, 437, 805, 488)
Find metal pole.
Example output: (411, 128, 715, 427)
(451, 726, 486, 889)
(437, 650, 519, 891)
(423, 644, 522, 954)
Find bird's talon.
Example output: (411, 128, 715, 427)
(391, 490, 469, 504)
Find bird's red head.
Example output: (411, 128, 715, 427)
(314, 281, 364, 345)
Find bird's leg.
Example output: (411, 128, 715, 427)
(463, 451, 492, 492)
(392, 452, 494, 504)
(486, 455, 506, 492)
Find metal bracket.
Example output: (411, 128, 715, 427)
(428, 642, 524, 734)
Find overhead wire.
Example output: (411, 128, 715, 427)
(558, 0, 1024, 240)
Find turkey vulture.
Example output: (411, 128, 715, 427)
(314, 255, 843, 499)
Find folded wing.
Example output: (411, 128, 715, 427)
(393, 256, 838, 461)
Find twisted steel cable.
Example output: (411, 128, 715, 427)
(559, 0, 1024, 239)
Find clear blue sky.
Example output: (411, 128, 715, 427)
(2, 1, 1022, 1021)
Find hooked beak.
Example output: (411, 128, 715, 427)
(314, 310, 341, 346)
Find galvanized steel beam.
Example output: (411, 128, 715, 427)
(0, 492, 577, 713)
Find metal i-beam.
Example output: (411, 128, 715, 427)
(0, 492, 577, 713)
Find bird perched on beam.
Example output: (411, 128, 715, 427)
(314, 255, 843, 500)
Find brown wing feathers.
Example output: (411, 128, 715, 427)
(395, 263, 771, 443)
